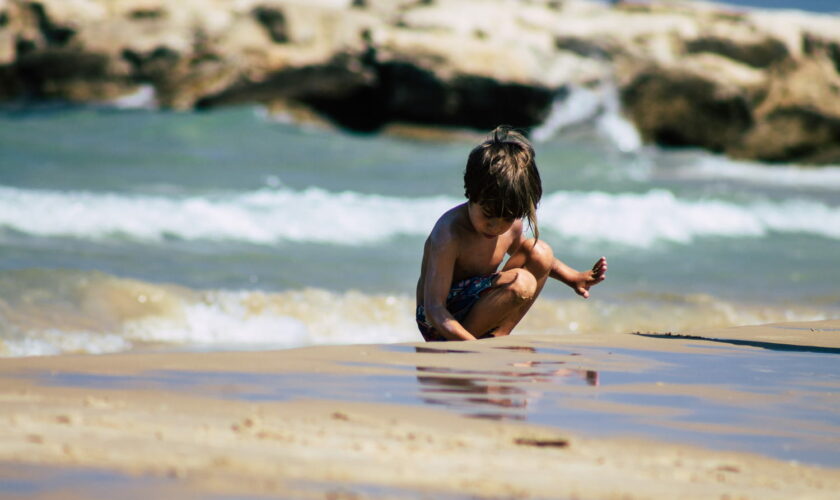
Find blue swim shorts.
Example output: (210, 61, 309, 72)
(416, 273, 500, 341)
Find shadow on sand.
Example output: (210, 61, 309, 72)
(634, 333, 840, 355)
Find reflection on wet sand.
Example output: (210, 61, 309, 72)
(414, 346, 598, 420)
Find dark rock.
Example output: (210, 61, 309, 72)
(301, 60, 554, 132)
(357, 60, 448, 129)
(685, 36, 789, 68)
(1, 39, 136, 102)
(14, 48, 112, 99)
(127, 8, 167, 20)
(447, 75, 554, 130)
(196, 53, 553, 133)
(0, 65, 23, 100)
(253, 6, 288, 44)
(156, 57, 238, 109)
(122, 46, 181, 82)
(15, 38, 39, 56)
(734, 107, 840, 164)
(28, 2, 76, 47)
(121, 45, 235, 108)
(301, 85, 385, 132)
(803, 34, 840, 74)
(555, 36, 613, 61)
(197, 55, 373, 111)
(621, 69, 753, 152)
(829, 44, 839, 74)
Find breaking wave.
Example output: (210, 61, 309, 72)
(1, 185, 839, 248)
(539, 189, 840, 247)
(0, 270, 836, 357)
(0, 270, 417, 357)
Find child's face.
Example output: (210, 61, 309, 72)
(468, 202, 516, 239)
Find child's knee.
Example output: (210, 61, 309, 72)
(504, 268, 538, 303)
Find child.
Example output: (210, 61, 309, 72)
(415, 125, 607, 341)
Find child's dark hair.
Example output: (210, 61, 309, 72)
(464, 125, 543, 238)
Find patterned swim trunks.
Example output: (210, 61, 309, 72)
(416, 273, 500, 341)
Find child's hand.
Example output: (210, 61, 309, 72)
(575, 257, 607, 299)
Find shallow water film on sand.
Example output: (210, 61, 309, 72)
(1, 106, 839, 356)
(20, 335, 839, 464)
(0, 322, 838, 499)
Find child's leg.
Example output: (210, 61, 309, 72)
(461, 239, 554, 338)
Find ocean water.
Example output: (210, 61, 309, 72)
(1, 92, 839, 357)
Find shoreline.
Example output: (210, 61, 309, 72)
(1, 319, 838, 499)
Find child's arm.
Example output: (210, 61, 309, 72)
(550, 256, 607, 299)
(423, 230, 478, 341)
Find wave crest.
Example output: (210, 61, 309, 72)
(1, 270, 835, 357)
(1, 186, 839, 248)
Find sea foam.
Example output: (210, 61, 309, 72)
(532, 83, 642, 153)
(1, 269, 835, 357)
(540, 189, 840, 246)
(1, 185, 839, 248)
(0, 270, 419, 357)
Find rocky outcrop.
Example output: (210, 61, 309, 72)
(736, 107, 840, 164)
(0, 0, 839, 164)
(620, 69, 754, 153)
(195, 56, 555, 131)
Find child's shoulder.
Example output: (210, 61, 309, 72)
(429, 203, 469, 241)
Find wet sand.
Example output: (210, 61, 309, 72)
(0, 320, 838, 499)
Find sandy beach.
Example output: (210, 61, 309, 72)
(1, 319, 838, 499)
(2, 1, 839, 498)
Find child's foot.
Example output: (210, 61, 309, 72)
(575, 256, 607, 299)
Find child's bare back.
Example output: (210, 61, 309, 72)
(415, 126, 607, 342)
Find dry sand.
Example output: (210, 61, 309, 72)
(0, 320, 838, 499)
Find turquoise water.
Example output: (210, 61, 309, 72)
(1, 105, 839, 355)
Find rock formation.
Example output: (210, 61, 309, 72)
(0, 0, 838, 164)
